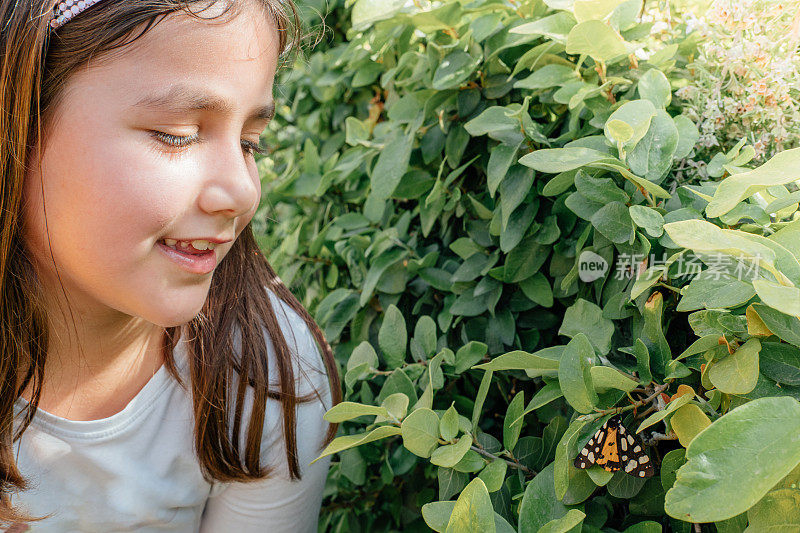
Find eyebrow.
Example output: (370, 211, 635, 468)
(132, 85, 275, 123)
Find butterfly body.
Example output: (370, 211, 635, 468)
(574, 415, 654, 478)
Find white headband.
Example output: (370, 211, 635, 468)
(49, 0, 106, 31)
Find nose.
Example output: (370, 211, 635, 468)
(197, 138, 261, 218)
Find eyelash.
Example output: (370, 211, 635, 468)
(150, 131, 268, 157)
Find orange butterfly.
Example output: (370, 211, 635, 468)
(573, 415, 654, 478)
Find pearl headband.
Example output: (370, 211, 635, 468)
(49, 0, 106, 31)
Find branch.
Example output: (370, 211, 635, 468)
(470, 445, 535, 477)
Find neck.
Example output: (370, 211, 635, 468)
(18, 311, 167, 417)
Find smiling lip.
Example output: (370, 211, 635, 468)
(156, 241, 217, 274)
(162, 237, 232, 244)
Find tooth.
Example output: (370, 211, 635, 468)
(164, 238, 177, 247)
(191, 240, 214, 251)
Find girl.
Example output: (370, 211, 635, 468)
(0, 0, 341, 530)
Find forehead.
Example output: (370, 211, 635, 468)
(67, 2, 280, 116)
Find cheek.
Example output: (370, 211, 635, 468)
(32, 139, 195, 256)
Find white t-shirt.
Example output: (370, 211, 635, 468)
(10, 289, 334, 532)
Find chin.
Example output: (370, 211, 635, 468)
(139, 291, 211, 328)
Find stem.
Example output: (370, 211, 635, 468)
(591, 383, 670, 418)
(636, 404, 657, 419)
(471, 445, 535, 476)
(656, 282, 683, 294)
(643, 431, 678, 446)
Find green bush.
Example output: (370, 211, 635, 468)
(255, 0, 800, 531)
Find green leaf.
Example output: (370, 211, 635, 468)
(431, 434, 473, 467)
(503, 391, 526, 451)
(665, 396, 800, 522)
(743, 463, 800, 529)
(604, 100, 657, 150)
(463, 106, 523, 145)
(574, 0, 627, 21)
(456, 341, 489, 373)
(663, 219, 799, 286)
(637, 68, 672, 107)
(445, 478, 496, 533)
(519, 272, 554, 307)
(351, 0, 405, 29)
(414, 315, 438, 358)
(633, 338, 652, 384)
(753, 279, 800, 317)
(590, 366, 638, 393)
(422, 501, 514, 533)
(511, 382, 564, 428)
(559, 298, 614, 356)
(626, 109, 679, 181)
(628, 205, 664, 238)
(323, 401, 389, 423)
(510, 11, 577, 41)
(759, 342, 800, 385)
(339, 447, 366, 485)
(635, 393, 693, 433)
(371, 131, 413, 201)
(676, 271, 756, 312)
(477, 459, 507, 492)
(673, 115, 700, 159)
(401, 407, 441, 458)
(670, 404, 711, 447)
(471, 370, 493, 433)
(377, 368, 417, 406)
(487, 143, 521, 197)
(559, 333, 599, 413)
(515, 64, 580, 89)
(591, 200, 635, 244)
(623, 522, 663, 533)
(607, 469, 648, 498)
(500, 166, 535, 230)
(379, 305, 408, 368)
(554, 418, 589, 500)
(361, 248, 408, 307)
(708, 338, 761, 395)
(586, 465, 614, 486)
(518, 462, 570, 533)
(566, 20, 628, 62)
(440, 403, 459, 441)
(749, 303, 800, 348)
(438, 468, 469, 501)
(538, 509, 586, 533)
(310, 425, 402, 464)
(347, 341, 379, 373)
(473, 348, 560, 373)
(380, 393, 410, 422)
(660, 448, 686, 492)
(705, 147, 800, 218)
(519, 147, 618, 173)
(433, 51, 480, 90)
(574, 169, 629, 204)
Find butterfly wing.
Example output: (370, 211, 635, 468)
(594, 424, 622, 472)
(574, 418, 615, 470)
(617, 423, 655, 478)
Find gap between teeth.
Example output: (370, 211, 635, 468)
(162, 239, 216, 251)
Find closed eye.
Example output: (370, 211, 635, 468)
(150, 131, 268, 157)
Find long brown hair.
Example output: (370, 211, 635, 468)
(0, 0, 341, 524)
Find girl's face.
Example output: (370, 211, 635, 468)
(22, 2, 278, 328)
